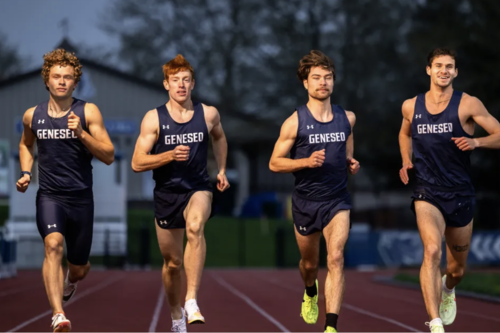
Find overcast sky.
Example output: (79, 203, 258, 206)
(0, 0, 118, 70)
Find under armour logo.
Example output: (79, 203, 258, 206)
(299, 226, 306, 231)
(38, 119, 45, 124)
(159, 220, 167, 225)
(307, 125, 314, 130)
(162, 125, 169, 130)
(47, 224, 56, 229)
(415, 114, 422, 119)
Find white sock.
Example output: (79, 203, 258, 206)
(442, 275, 454, 294)
(430, 318, 443, 326)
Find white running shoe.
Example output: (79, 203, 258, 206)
(62, 271, 77, 303)
(51, 312, 71, 332)
(184, 299, 205, 324)
(426, 321, 444, 332)
(171, 308, 187, 333)
(439, 275, 457, 325)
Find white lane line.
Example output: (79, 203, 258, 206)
(149, 286, 165, 332)
(260, 273, 420, 332)
(212, 273, 290, 332)
(7, 274, 123, 332)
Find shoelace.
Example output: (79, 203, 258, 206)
(303, 296, 314, 315)
(425, 322, 443, 331)
(171, 319, 185, 332)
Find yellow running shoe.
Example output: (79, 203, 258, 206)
(300, 279, 319, 324)
(324, 326, 337, 332)
(439, 275, 457, 325)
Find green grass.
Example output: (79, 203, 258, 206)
(126, 209, 301, 268)
(0, 205, 8, 227)
(0, 205, 300, 268)
(394, 272, 500, 297)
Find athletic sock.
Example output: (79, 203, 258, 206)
(430, 318, 443, 326)
(442, 275, 454, 294)
(325, 313, 338, 330)
(305, 283, 317, 297)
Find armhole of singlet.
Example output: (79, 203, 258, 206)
(155, 106, 163, 144)
(293, 108, 301, 146)
(197, 102, 210, 135)
(30, 104, 39, 131)
(81, 101, 88, 130)
(413, 95, 422, 120)
(333, 104, 351, 136)
(455, 92, 473, 138)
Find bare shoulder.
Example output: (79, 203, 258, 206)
(142, 109, 159, 127)
(461, 93, 485, 114)
(83, 102, 105, 124)
(280, 111, 298, 137)
(22, 106, 36, 125)
(344, 110, 356, 127)
(201, 103, 220, 124)
(402, 96, 417, 119)
(83, 102, 103, 115)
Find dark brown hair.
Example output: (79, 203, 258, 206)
(297, 50, 336, 82)
(427, 48, 457, 68)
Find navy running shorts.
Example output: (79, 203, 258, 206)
(154, 187, 214, 229)
(292, 190, 352, 236)
(36, 191, 94, 265)
(411, 184, 475, 228)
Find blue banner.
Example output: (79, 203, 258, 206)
(345, 230, 500, 268)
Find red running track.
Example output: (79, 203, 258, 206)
(1, 269, 500, 332)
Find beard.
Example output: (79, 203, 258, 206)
(310, 90, 332, 101)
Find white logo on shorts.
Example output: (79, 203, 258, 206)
(299, 226, 307, 231)
(47, 224, 56, 229)
(159, 220, 168, 225)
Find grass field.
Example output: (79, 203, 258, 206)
(0, 204, 302, 268)
(126, 209, 301, 268)
(394, 272, 500, 297)
(0, 205, 8, 227)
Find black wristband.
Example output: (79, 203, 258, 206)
(20, 171, 32, 178)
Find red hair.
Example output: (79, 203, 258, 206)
(162, 54, 195, 80)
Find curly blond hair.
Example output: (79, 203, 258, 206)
(41, 48, 83, 86)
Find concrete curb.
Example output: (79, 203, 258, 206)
(373, 275, 500, 305)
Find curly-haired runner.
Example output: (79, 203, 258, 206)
(16, 48, 115, 332)
(269, 50, 360, 333)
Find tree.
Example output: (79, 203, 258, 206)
(408, 0, 500, 192)
(101, 0, 421, 191)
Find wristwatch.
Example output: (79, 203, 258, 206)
(20, 171, 32, 178)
